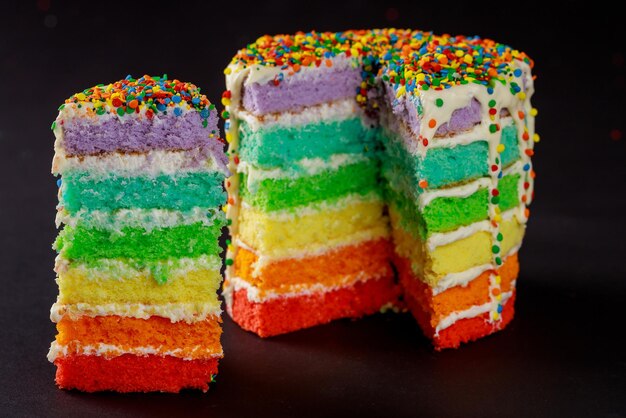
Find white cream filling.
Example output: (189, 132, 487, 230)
(54, 254, 222, 281)
(47, 341, 223, 363)
(52, 148, 225, 177)
(237, 97, 368, 130)
(435, 291, 513, 334)
(56, 207, 224, 232)
(50, 301, 221, 324)
(224, 271, 388, 304)
(238, 153, 371, 189)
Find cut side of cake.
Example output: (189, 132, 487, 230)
(222, 30, 537, 349)
(48, 75, 228, 391)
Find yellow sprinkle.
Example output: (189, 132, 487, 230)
(495, 206, 501, 214)
(491, 312, 500, 321)
(533, 133, 540, 143)
(75, 93, 86, 101)
(530, 108, 538, 117)
(222, 205, 228, 213)
(455, 50, 464, 57)
(463, 54, 473, 64)
(221, 98, 231, 106)
(396, 86, 406, 98)
(495, 275, 502, 285)
(225, 132, 233, 143)
(224, 67, 232, 75)
(496, 294, 502, 302)
(415, 73, 425, 82)
(518, 92, 526, 100)
(93, 101, 103, 108)
(497, 144, 506, 153)
(493, 214, 502, 223)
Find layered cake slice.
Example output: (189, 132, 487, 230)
(221, 35, 401, 337)
(48, 75, 228, 391)
(222, 30, 537, 348)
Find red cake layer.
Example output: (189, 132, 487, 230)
(407, 289, 516, 350)
(229, 276, 401, 337)
(55, 354, 219, 393)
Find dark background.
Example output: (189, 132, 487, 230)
(1, 1, 625, 417)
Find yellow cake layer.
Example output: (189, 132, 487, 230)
(391, 208, 525, 286)
(57, 267, 222, 307)
(237, 195, 388, 258)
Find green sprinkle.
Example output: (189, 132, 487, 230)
(116, 107, 125, 116)
(495, 257, 502, 265)
(489, 124, 498, 133)
(435, 98, 444, 107)
(491, 196, 500, 204)
(488, 99, 496, 107)
(225, 258, 234, 266)
(497, 233, 503, 241)
(492, 245, 500, 254)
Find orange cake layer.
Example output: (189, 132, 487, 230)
(396, 252, 519, 327)
(234, 238, 393, 293)
(55, 354, 218, 393)
(408, 291, 516, 350)
(229, 275, 401, 337)
(56, 315, 222, 359)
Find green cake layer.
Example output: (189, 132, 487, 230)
(239, 159, 382, 211)
(55, 220, 225, 263)
(61, 171, 226, 212)
(238, 117, 379, 168)
(382, 124, 519, 191)
(387, 173, 521, 238)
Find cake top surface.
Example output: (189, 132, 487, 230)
(227, 29, 533, 98)
(59, 74, 216, 120)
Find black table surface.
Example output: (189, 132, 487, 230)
(1, 1, 625, 417)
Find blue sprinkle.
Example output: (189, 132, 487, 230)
(164, 98, 171, 105)
(192, 97, 200, 105)
(156, 103, 166, 111)
(497, 304, 503, 313)
(514, 68, 522, 77)
(172, 95, 182, 104)
(174, 107, 182, 116)
(498, 171, 503, 179)
(487, 87, 494, 95)
(56, 179, 62, 187)
(523, 163, 530, 171)
(200, 108, 209, 118)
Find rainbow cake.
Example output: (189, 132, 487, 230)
(222, 29, 537, 349)
(48, 75, 228, 391)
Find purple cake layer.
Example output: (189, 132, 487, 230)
(383, 83, 483, 138)
(62, 110, 219, 156)
(241, 67, 361, 115)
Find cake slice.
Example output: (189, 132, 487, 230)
(48, 75, 228, 391)
(221, 35, 401, 337)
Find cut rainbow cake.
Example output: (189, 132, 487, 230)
(48, 75, 228, 391)
(222, 30, 537, 349)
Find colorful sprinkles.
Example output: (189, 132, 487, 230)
(61, 75, 216, 124)
(228, 29, 534, 108)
